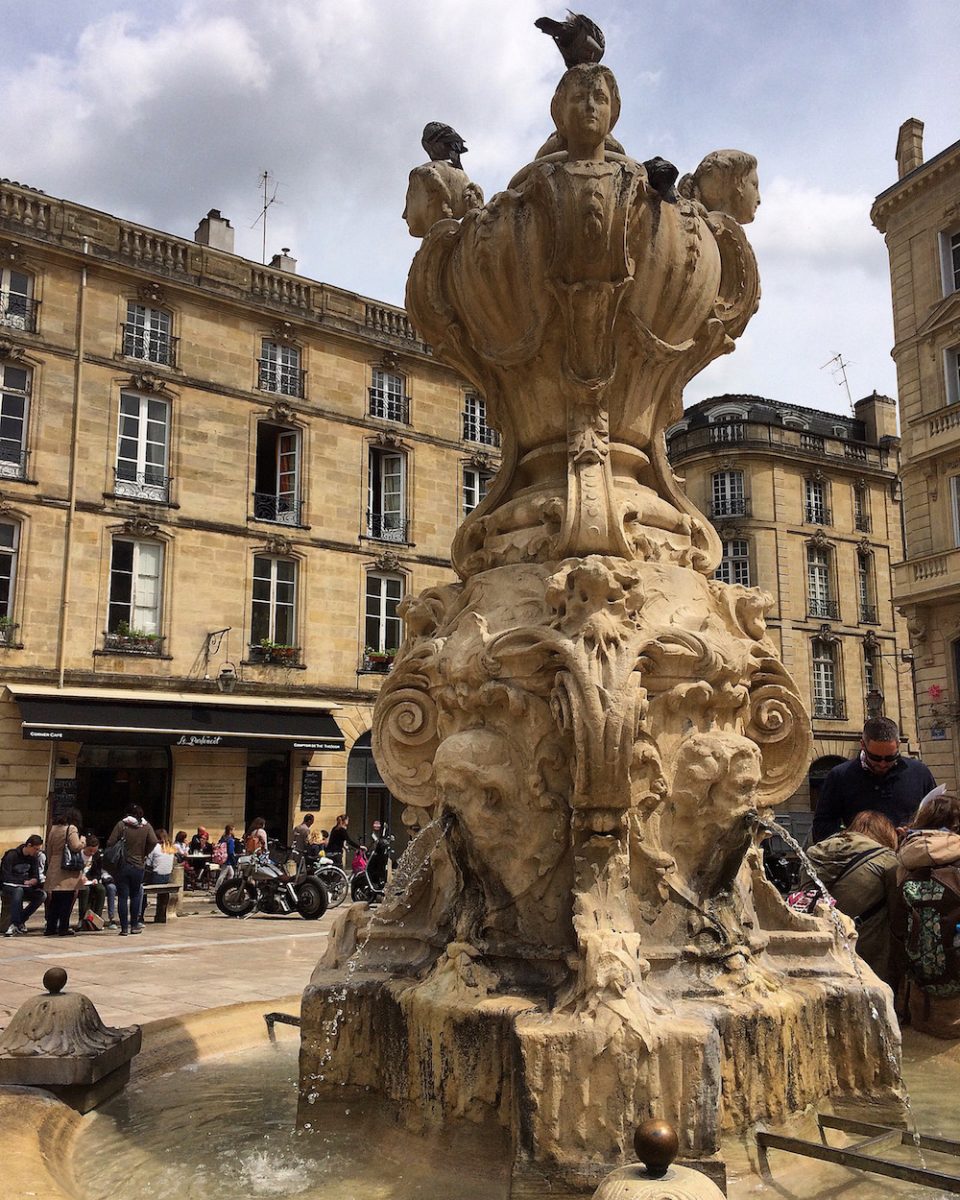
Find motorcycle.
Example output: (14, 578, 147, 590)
(297, 844, 349, 909)
(216, 844, 328, 919)
(350, 828, 395, 904)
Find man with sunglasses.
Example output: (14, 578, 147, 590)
(811, 716, 936, 842)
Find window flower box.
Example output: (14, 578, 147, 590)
(249, 641, 302, 667)
(103, 625, 164, 655)
(362, 647, 397, 673)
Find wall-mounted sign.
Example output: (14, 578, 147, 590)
(931, 724, 948, 741)
(301, 769, 323, 812)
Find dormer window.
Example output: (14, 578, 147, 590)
(0, 268, 36, 333)
(123, 302, 176, 367)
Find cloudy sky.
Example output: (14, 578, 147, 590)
(2, 1, 956, 415)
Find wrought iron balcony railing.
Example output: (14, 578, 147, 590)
(711, 497, 751, 518)
(257, 360, 305, 399)
(368, 388, 409, 423)
(247, 642, 302, 666)
(102, 631, 165, 656)
(813, 698, 846, 720)
(854, 513, 872, 532)
(805, 504, 832, 525)
(859, 604, 879, 624)
(366, 511, 408, 542)
(114, 466, 170, 502)
(462, 416, 501, 447)
(122, 324, 178, 367)
(807, 597, 839, 620)
(0, 621, 20, 646)
(0, 293, 38, 333)
(252, 493, 302, 525)
(0, 443, 27, 480)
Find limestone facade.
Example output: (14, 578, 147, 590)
(871, 124, 960, 790)
(0, 181, 497, 848)
(667, 394, 917, 838)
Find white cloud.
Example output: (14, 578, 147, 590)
(750, 178, 884, 274)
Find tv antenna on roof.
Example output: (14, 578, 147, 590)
(251, 170, 281, 265)
(820, 352, 854, 411)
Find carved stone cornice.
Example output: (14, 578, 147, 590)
(271, 320, 299, 345)
(120, 517, 161, 539)
(375, 430, 404, 450)
(809, 469, 825, 484)
(863, 629, 880, 652)
(373, 549, 403, 573)
(808, 528, 831, 549)
(465, 450, 494, 471)
(267, 401, 295, 423)
(378, 350, 401, 373)
(0, 339, 26, 362)
(263, 534, 293, 556)
(857, 537, 873, 557)
(127, 370, 170, 395)
(816, 623, 840, 645)
(137, 281, 166, 306)
(0, 242, 24, 266)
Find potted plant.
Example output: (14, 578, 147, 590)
(0, 614, 17, 645)
(107, 621, 161, 653)
(254, 639, 299, 665)
(364, 646, 397, 671)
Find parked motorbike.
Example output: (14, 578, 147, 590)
(350, 828, 395, 904)
(297, 844, 349, 909)
(216, 845, 328, 919)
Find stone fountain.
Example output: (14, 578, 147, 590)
(302, 27, 902, 1190)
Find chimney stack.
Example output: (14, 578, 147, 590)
(194, 209, 235, 253)
(270, 248, 298, 274)
(896, 118, 924, 179)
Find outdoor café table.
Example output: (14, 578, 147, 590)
(185, 853, 214, 889)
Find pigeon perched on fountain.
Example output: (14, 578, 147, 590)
(535, 11, 605, 67)
(421, 122, 469, 171)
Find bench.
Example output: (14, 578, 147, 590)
(141, 883, 181, 923)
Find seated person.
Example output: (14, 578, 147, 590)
(76, 837, 110, 931)
(189, 826, 210, 854)
(1, 834, 46, 935)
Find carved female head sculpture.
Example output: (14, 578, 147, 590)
(679, 149, 760, 224)
(549, 63, 621, 162)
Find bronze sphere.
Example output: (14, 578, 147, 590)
(42, 966, 68, 995)
(634, 1118, 679, 1177)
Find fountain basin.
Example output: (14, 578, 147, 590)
(2, 993, 953, 1200)
(302, 948, 903, 1188)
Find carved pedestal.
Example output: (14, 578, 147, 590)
(301, 58, 902, 1182)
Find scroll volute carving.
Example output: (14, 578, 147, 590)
(745, 656, 812, 807)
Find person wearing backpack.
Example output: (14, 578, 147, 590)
(802, 809, 900, 988)
(213, 825, 237, 883)
(896, 789, 960, 1037)
(106, 803, 158, 937)
(244, 817, 268, 856)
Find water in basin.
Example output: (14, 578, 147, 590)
(74, 1038, 511, 1200)
(72, 1029, 960, 1199)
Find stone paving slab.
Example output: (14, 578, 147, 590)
(0, 901, 334, 1028)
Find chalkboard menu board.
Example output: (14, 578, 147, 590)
(51, 777, 79, 823)
(301, 769, 322, 812)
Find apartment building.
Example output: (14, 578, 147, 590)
(871, 121, 960, 789)
(0, 181, 500, 848)
(667, 393, 916, 841)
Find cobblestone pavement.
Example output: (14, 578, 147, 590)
(0, 893, 334, 1028)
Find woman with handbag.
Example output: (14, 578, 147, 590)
(44, 804, 85, 937)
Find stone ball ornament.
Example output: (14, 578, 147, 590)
(591, 1122, 725, 1200)
(634, 1119, 680, 1176)
(43, 966, 68, 994)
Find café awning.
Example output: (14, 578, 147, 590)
(6, 685, 345, 752)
